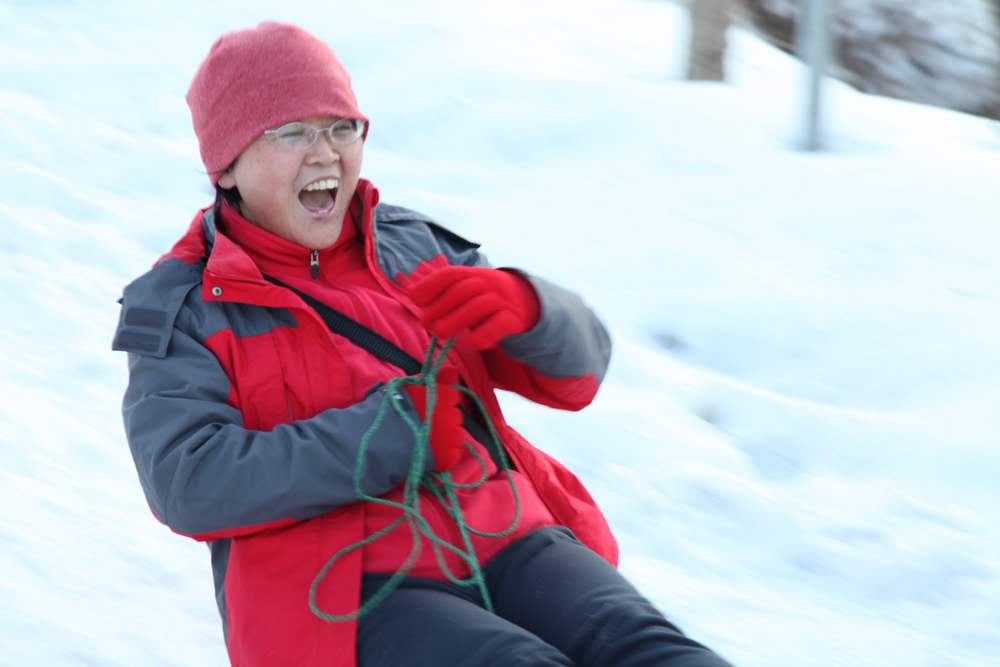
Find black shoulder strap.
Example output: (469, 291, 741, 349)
(264, 274, 422, 376)
(266, 273, 510, 468)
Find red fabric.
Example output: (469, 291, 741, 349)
(217, 190, 557, 576)
(402, 366, 465, 470)
(186, 21, 368, 184)
(483, 348, 602, 412)
(165, 180, 616, 667)
(408, 265, 541, 350)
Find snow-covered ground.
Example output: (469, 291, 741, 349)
(2, 1, 999, 665)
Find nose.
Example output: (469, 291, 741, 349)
(305, 130, 340, 165)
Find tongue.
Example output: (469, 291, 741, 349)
(299, 188, 335, 212)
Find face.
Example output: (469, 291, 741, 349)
(218, 116, 364, 249)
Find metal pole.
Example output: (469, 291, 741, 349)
(798, 0, 831, 150)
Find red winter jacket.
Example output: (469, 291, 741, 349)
(114, 179, 617, 666)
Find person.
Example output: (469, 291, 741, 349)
(113, 21, 732, 667)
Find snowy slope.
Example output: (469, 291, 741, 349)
(2, 1, 999, 665)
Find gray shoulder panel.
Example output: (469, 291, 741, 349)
(176, 297, 298, 342)
(499, 271, 612, 382)
(112, 258, 202, 358)
(113, 256, 297, 356)
(373, 203, 486, 280)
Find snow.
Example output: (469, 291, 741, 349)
(2, 1, 999, 665)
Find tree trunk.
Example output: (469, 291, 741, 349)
(687, 0, 735, 81)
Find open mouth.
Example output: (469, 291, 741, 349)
(298, 177, 339, 218)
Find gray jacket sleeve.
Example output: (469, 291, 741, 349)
(122, 323, 429, 541)
(498, 271, 612, 385)
(373, 208, 611, 385)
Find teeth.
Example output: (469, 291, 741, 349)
(303, 178, 338, 192)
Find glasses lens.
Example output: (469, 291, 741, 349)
(329, 119, 364, 144)
(272, 122, 316, 148)
(267, 120, 364, 149)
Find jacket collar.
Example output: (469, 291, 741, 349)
(197, 178, 380, 284)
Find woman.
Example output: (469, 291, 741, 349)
(113, 21, 731, 667)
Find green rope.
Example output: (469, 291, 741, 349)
(308, 338, 521, 622)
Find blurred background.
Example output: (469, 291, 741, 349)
(692, 0, 1000, 120)
(1, 1, 998, 665)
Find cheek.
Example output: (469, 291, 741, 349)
(238, 148, 300, 189)
(343, 146, 364, 179)
(244, 169, 297, 206)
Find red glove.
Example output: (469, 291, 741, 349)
(403, 366, 465, 470)
(408, 266, 541, 350)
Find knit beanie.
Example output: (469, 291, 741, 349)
(187, 22, 368, 184)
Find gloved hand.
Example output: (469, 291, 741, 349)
(407, 266, 541, 350)
(403, 366, 465, 470)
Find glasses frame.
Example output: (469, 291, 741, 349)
(262, 118, 367, 150)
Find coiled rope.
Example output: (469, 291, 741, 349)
(309, 338, 521, 622)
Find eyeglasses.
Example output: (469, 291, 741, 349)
(263, 118, 366, 150)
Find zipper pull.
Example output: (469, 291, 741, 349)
(310, 250, 319, 279)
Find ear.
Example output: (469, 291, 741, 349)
(217, 170, 236, 189)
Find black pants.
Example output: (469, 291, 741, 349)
(358, 526, 732, 666)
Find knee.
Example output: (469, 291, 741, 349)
(573, 600, 730, 667)
(469, 632, 572, 667)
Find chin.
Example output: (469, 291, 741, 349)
(304, 227, 343, 249)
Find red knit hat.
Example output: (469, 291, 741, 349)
(187, 22, 368, 184)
